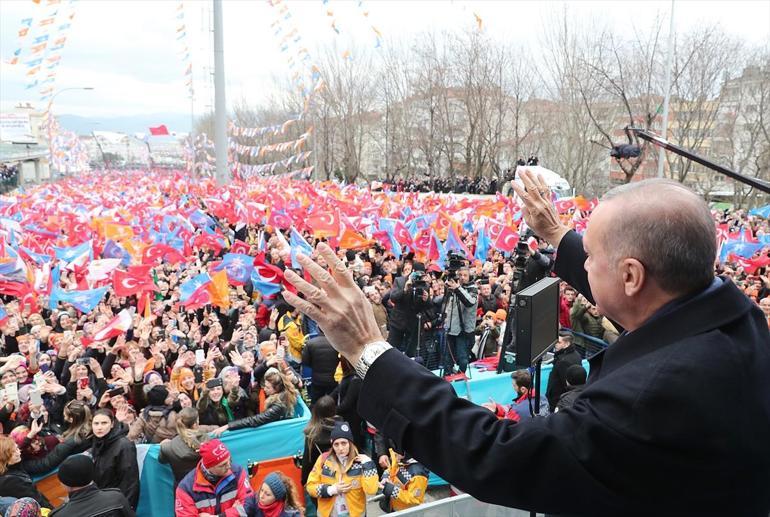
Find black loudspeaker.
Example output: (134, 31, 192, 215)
(514, 277, 560, 368)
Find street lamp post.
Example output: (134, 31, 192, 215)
(46, 86, 94, 177)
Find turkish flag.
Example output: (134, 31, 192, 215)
(113, 267, 156, 297)
(149, 124, 169, 136)
(307, 211, 340, 239)
(494, 226, 520, 253)
(230, 240, 251, 255)
(181, 285, 211, 311)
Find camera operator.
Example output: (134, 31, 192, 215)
(517, 236, 555, 291)
(441, 257, 478, 375)
(387, 262, 431, 357)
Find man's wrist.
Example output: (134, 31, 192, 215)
(545, 227, 571, 250)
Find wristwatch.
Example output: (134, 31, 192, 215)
(354, 340, 392, 379)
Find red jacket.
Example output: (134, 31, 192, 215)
(175, 462, 252, 517)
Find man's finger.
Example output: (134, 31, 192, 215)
(284, 268, 331, 308)
(294, 253, 342, 296)
(316, 242, 357, 289)
(282, 290, 327, 325)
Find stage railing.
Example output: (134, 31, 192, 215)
(388, 493, 539, 516)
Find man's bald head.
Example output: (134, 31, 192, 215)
(598, 179, 716, 297)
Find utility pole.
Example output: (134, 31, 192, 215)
(657, 0, 675, 178)
(213, 0, 228, 185)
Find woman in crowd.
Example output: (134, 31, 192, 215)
(212, 367, 297, 436)
(0, 435, 52, 510)
(329, 358, 364, 450)
(246, 472, 303, 517)
(197, 377, 237, 426)
(158, 407, 212, 487)
(61, 399, 92, 443)
(306, 420, 378, 517)
(90, 408, 141, 509)
(301, 395, 336, 486)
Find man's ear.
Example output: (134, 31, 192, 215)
(620, 258, 646, 297)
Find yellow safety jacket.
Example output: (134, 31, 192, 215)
(306, 451, 379, 517)
(380, 449, 429, 512)
(277, 313, 304, 363)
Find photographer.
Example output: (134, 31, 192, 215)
(441, 261, 478, 375)
(386, 262, 431, 357)
(517, 236, 554, 291)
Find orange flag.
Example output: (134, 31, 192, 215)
(338, 228, 372, 250)
(104, 223, 134, 241)
(207, 269, 230, 309)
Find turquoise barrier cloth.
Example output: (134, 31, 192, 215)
(427, 360, 590, 486)
(136, 399, 310, 517)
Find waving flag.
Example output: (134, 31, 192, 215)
(290, 228, 313, 269)
(338, 228, 371, 250)
(82, 308, 134, 346)
(474, 226, 491, 262)
(50, 286, 108, 313)
(53, 240, 92, 262)
(251, 267, 282, 296)
(208, 269, 230, 309)
(180, 272, 211, 302)
(19, 246, 52, 265)
(494, 225, 520, 253)
(103, 239, 131, 267)
(181, 284, 212, 310)
(719, 240, 763, 262)
(0, 306, 7, 326)
(149, 124, 170, 136)
(84, 259, 121, 283)
(113, 266, 156, 297)
(214, 253, 254, 285)
(307, 211, 340, 238)
(445, 226, 471, 258)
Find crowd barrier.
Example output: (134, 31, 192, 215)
(35, 359, 594, 513)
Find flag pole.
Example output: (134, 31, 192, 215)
(213, 0, 228, 186)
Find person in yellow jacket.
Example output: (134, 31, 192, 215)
(378, 448, 429, 513)
(306, 420, 378, 517)
(277, 308, 304, 364)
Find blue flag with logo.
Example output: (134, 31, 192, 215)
(53, 241, 92, 262)
(180, 273, 211, 302)
(215, 253, 254, 285)
(50, 286, 108, 313)
(290, 228, 313, 269)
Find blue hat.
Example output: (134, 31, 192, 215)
(263, 472, 287, 501)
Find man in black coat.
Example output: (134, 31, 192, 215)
(545, 332, 582, 411)
(281, 172, 770, 516)
(51, 454, 135, 517)
(386, 263, 430, 356)
(301, 330, 340, 405)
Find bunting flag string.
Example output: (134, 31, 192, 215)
(175, 2, 193, 98)
(354, 0, 383, 48)
(229, 117, 303, 138)
(228, 130, 312, 158)
(232, 151, 312, 177)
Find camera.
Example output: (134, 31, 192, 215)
(444, 252, 467, 282)
(409, 271, 430, 300)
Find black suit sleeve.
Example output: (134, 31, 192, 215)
(553, 230, 593, 304)
(227, 403, 286, 431)
(356, 349, 623, 514)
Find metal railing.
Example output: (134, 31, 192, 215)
(389, 493, 539, 516)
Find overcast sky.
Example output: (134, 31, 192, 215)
(1, 0, 768, 119)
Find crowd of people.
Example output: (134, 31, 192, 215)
(0, 165, 19, 195)
(377, 156, 540, 194)
(0, 168, 768, 516)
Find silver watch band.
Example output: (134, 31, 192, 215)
(354, 341, 392, 378)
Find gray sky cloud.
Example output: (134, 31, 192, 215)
(1, 0, 768, 119)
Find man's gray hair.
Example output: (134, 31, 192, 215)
(601, 179, 715, 296)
